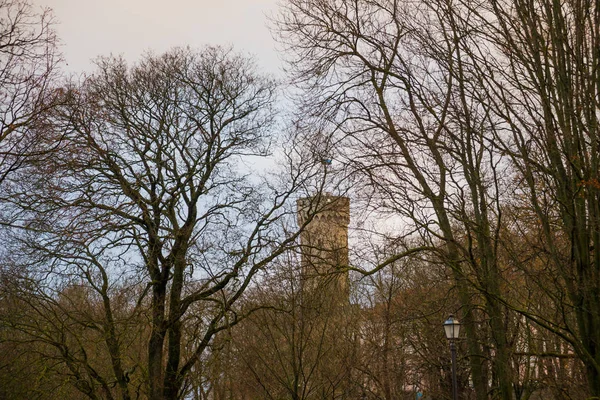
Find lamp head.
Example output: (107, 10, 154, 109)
(444, 314, 461, 340)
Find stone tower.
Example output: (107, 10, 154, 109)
(297, 193, 350, 301)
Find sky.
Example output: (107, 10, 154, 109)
(34, 0, 283, 75)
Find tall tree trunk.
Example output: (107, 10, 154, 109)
(149, 282, 167, 400)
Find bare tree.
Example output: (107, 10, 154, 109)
(227, 256, 359, 400)
(2, 46, 329, 400)
(0, 0, 60, 186)
(354, 254, 455, 400)
(274, 1, 518, 398)
(468, 0, 600, 393)
(275, 0, 600, 397)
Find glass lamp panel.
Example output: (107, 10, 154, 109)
(444, 315, 460, 339)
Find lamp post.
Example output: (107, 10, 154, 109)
(444, 315, 461, 400)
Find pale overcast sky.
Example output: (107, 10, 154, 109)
(35, 0, 282, 75)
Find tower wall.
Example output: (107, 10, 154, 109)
(297, 194, 350, 300)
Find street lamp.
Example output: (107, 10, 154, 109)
(444, 315, 461, 400)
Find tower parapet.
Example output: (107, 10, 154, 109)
(297, 195, 350, 227)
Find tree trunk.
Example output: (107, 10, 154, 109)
(149, 282, 167, 400)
